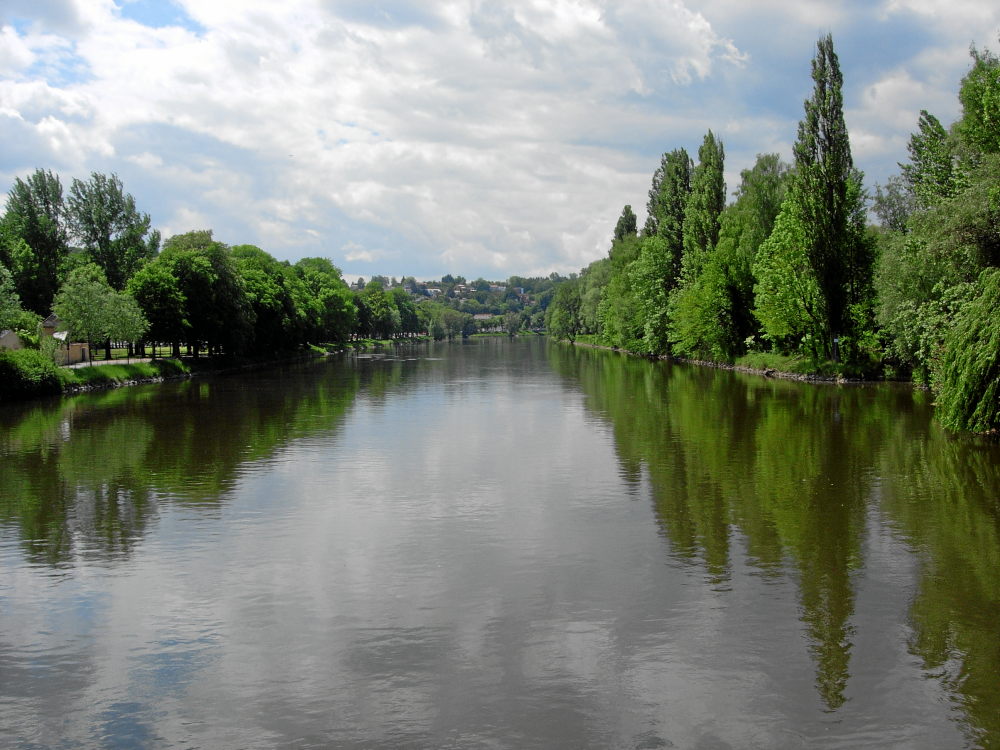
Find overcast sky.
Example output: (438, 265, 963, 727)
(2, 1, 999, 281)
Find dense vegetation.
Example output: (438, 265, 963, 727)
(545, 35, 1000, 433)
(1, 172, 556, 400)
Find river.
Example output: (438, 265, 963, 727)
(1, 337, 998, 749)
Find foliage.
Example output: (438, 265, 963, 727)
(680, 130, 726, 279)
(872, 175, 916, 232)
(645, 148, 691, 285)
(614, 205, 638, 241)
(546, 280, 582, 342)
(1, 169, 70, 315)
(901, 110, 963, 209)
(127, 259, 188, 354)
(596, 235, 644, 351)
(295, 257, 356, 343)
(934, 268, 1000, 432)
(67, 172, 159, 290)
(160, 231, 254, 355)
(957, 45, 1000, 155)
(752, 200, 824, 355)
(0, 348, 62, 400)
(789, 34, 873, 361)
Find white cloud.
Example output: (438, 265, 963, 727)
(0, 25, 36, 74)
(1, 1, 998, 278)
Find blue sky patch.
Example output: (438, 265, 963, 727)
(116, 0, 203, 33)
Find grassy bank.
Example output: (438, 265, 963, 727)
(0, 349, 330, 404)
(59, 358, 194, 391)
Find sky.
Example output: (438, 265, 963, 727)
(2, 1, 999, 282)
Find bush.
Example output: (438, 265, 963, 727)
(0, 349, 62, 401)
(935, 269, 1000, 432)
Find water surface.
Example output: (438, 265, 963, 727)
(1, 338, 998, 748)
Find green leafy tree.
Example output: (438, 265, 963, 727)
(630, 235, 674, 354)
(872, 175, 916, 233)
(957, 45, 1000, 155)
(390, 287, 420, 336)
(597, 234, 644, 351)
(67, 172, 160, 290)
(295, 257, 356, 344)
(613, 205, 638, 242)
(645, 148, 692, 284)
(2, 169, 70, 315)
(52, 263, 149, 358)
(503, 310, 522, 337)
(900, 110, 962, 208)
(360, 279, 398, 339)
(546, 280, 582, 342)
(0, 262, 39, 335)
(53, 264, 113, 353)
(231, 244, 309, 351)
(785, 34, 872, 360)
(752, 201, 824, 354)
(680, 131, 726, 279)
(160, 231, 253, 356)
(935, 268, 1000, 432)
(127, 259, 188, 358)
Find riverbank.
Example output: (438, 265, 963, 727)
(0, 348, 332, 404)
(568, 335, 899, 385)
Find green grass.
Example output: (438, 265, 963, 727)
(735, 351, 837, 377)
(59, 359, 192, 388)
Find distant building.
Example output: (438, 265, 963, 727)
(0, 329, 24, 350)
(41, 314, 90, 365)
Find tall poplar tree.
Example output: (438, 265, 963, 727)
(647, 148, 692, 287)
(788, 33, 871, 359)
(680, 130, 726, 281)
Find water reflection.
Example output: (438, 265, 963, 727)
(0, 358, 361, 565)
(549, 342, 1000, 740)
(2, 340, 999, 748)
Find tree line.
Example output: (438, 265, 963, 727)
(1, 172, 553, 363)
(545, 34, 1000, 433)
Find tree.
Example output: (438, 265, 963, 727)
(67, 172, 160, 290)
(957, 45, 1000, 155)
(752, 201, 824, 354)
(597, 234, 644, 351)
(872, 175, 916, 233)
(52, 264, 147, 358)
(231, 244, 309, 351)
(127, 259, 188, 358)
(503, 310, 521, 338)
(900, 110, 961, 208)
(786, 34, 872, 360)
(935, 268, 1000, 432)
(546, 280, 582, 342)
(2, 169, 70, 315)
(645, 148, 692, 286)
(614, 205, 637, 242)
(390, 287, 420, 336)
(360, 279, 398, 339)
(680, 130, 726, 279)
(159, 231, 253, 356)
(0, 262, 39, 334)
(295, 257, 356, 344)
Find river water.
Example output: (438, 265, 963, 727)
(1, 338, 998, 749)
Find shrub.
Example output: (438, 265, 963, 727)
(935, 268, 1000, 432)
(0, 349, 62, 401)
